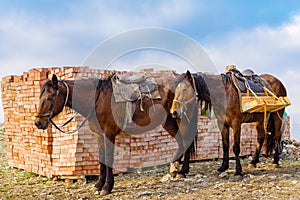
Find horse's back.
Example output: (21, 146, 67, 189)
(259, 74, 287, 97)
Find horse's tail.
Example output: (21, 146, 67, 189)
(265, 112, 276, 157)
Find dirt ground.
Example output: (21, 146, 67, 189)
(0, 127, 300, 200)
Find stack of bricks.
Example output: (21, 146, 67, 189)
(1, 66, 290, 178)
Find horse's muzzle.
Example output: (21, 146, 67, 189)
(170, 109, 182, 119)
(34, 119, 48, 130)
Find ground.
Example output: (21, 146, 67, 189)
(0, 126, 300, 200)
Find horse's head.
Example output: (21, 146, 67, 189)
(170, 70, 197, 119)
(35, 74, 68, 129)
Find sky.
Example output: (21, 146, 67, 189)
(0, 0, 300, 140)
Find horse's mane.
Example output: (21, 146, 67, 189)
(194, 73, 211, 102)
(193, 73, 212, 114)
(221, 72, 233, 86)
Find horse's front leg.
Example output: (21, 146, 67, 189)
(178, 108, 198, 177)
(232, 125, 242, 176)
(100, 135, 115, 196)
(249, 122, 265, 168)
(170, 132, 184, 178)
(163, 116, 183, 178)
(95, 134, 106, 190)
(177, 140, 195, 178)
(218, 122, 230, 172)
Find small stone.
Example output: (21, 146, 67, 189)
(219, 172, 228, 178)
(282, 174, 292, 178)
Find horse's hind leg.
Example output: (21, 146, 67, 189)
(232, 125, 242, 176)
(272, 111, 284, 168)
(249, 122, 265, 168)
(218, 123, 230, 172)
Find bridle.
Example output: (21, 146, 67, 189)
(173, 95, 196, 112)
(35, 81, 69, 121)
(172, 77, 198, 123)
(36, 80, 101, 134)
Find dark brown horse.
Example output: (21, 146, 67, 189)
(34, 73, 197, 196)
(170, 70, 287, 175)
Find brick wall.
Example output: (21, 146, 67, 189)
(1, 66, 290, 177)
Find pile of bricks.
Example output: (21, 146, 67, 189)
(1, 66, 290, 178)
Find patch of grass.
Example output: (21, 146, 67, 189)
(23, 171, 38, 179)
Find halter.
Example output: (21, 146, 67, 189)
(35, 80, 101, 134)
(173, 95, 196, 124)
(35, 81, 69, 122)
(173, 96, 196, 112)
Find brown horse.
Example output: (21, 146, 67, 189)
(34, 73, 197, 196)
(170, 70, 287, 175)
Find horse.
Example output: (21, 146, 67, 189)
(170, 70, 287, 176)
(34, 73, 198, 196)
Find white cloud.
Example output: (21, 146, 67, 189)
(0, 0, 196, 72)
(206, 14, 300, 74)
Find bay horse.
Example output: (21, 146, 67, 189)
(170, 70, 287, 175)
(34, 73, 197, 196)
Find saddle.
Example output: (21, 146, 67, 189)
(111, 74, 161, 130)
(229, 68, 271, 94)
(112, 74, 160, 102)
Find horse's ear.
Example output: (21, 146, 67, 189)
(185, 70, 192, 81)
(52, 74, 58, 89)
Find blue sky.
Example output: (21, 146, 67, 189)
(0, 0, 300, 140)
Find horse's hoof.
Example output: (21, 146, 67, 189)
(248, 163, 256, 169)
(170, 171, 178, 178)
(170, 161, 180, 176)
(94, 181, 103, 190)
(234, 171, 243, 176)
(217, 165, 229, 172)
(176, 173, 186, 179)
(100, 190, 111, 196)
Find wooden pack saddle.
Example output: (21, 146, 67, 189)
(228, 68, 290, 113)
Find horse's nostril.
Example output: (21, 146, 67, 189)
(35, 121, 42, 127)
(171, 110, 178, 118)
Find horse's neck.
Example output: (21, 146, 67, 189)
(205, 74, 227, 107)
(64, 79, 100, 117)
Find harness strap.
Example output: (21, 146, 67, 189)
(263, 101, 271, 135)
